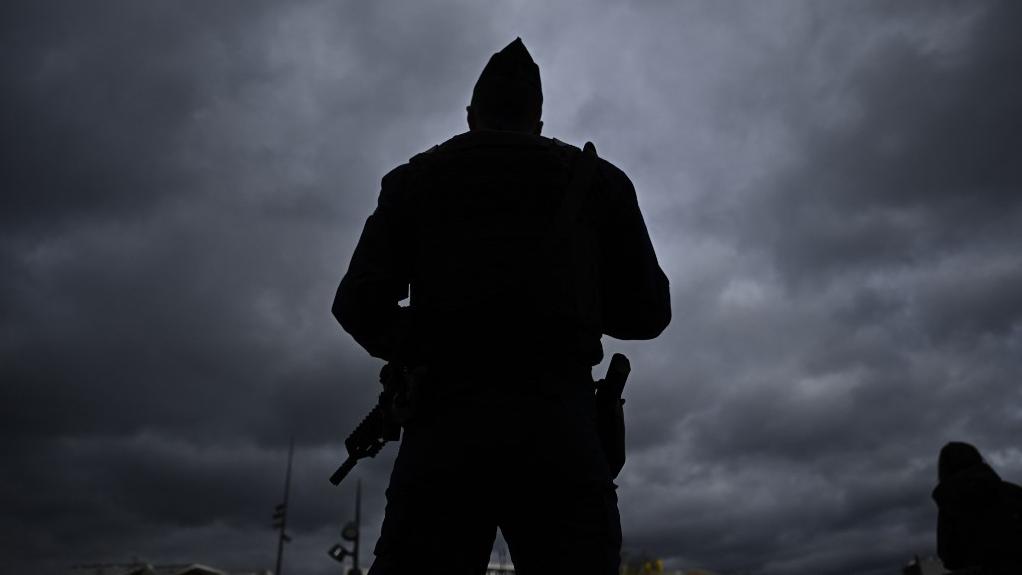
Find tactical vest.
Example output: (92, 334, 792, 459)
(400, 132, 604, 368)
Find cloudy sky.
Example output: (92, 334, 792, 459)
(3, 1, 1021, 574)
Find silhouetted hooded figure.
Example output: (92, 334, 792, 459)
(932, 442, 1022, 574)
(334, 38, 670, 575)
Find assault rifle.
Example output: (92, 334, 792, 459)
(328, 363, 421, 486)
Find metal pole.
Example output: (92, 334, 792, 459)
(353, 478, 362, 573)
(275, 437, 294, 575)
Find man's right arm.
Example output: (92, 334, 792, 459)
(597, 161, 671, 340)
(332, 166, 413, 362)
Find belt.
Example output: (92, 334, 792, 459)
(424, 359, 593, 398)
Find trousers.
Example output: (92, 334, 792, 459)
(368, 370, 622, 575)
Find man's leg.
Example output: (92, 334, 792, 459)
(499, 383, 622, 575)
(501, 477, 621, 574)
(369, 414, 498, 575)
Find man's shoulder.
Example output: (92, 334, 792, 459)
(387, 133, 633, 188)
(414, 131, 584, 158)
(378, 159, 423, 208)
(381, 162, 413, 188)
(543, 139, 637, 205)
(546, 138, 632, 184)
(409, 144, 442, 164)
(379, 141, 445, 183)
(549, 137, 580, 152)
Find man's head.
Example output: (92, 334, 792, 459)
(468, 38, 543, 134)
(938, 441, 984, 482)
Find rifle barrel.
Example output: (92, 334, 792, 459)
(329, 456, 358, 486)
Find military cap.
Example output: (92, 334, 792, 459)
(470, 37, 543, 121)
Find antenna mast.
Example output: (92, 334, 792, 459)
(273, 437, 294, 575)
(353, 478, 362, 573)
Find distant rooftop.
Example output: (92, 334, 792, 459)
(69, 563, 270, 575)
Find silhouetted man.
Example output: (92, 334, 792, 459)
(334, 38, 670, 575)
(932, 442, 1022, 574)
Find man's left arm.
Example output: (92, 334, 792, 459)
(596, 161, 671, 340)
(332, 166, 413, 362)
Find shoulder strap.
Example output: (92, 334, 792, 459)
(558, 141, 598, 224)
(546, 141, 603, 337)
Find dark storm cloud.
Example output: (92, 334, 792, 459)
(608, 3, 1022, 573)
(1, 0, 487, 571)
(728, 1, 1022, 289)
(1, 0, 492, 446)
(3, 1, 1021, 574)
(2, 3, 262, 228)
